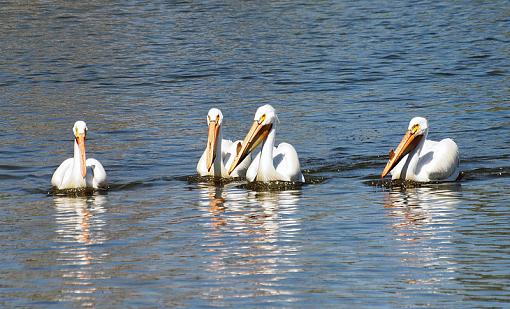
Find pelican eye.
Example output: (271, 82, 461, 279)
(411, 124, 419, 134)
(75, 127, 78, 135)
(259, 114, 266, 124)
(216, 114, 220, 122)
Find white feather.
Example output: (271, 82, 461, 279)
(51, 121, 107, 190)
(390, 118, 460, 182)
(245, 105, 305, 183)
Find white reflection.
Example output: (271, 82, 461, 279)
(384, 185, 462, 286)
(53, 194, 108, 306)
(198, 184, 303, 304)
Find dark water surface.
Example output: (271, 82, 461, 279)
(1, 1, 510, 307)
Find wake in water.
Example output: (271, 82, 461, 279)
(364, 178, 463, 190)
(239, 180, 303, 192)
(304, 153, 509, 190)
(186, 174, 327, 192)
(184, 175, 244, 186)
(48, 187, 108, 197)
(363, 166, 510, 189)
(37, 155, 509, 195)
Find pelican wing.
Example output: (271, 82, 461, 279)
(246, 151, 261, 182)
(197, 139, 233, 176)
(390, 154, 408, 180)
(86, 158, 107, 189)
(423, 138, 460, 181)
(51, 158, 73, 189)
(197, 150, 208, 176)
(221, 139, 234, 158)
(274, 143, 305, 182)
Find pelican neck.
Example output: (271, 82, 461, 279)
(257, 125, 279, 180)
(406, 130, 428, 177)
(73, 139, 83, 173)
(261, 125, 276, 163)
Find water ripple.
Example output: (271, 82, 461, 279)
(0, 0, 509, 307)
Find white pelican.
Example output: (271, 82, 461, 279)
(228, 104, 305, 182)
(51, 121, 107, 190)
(381, 117, 460, 182)
(197, 108, 252, 178)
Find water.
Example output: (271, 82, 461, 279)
(1, 1, 509, 307)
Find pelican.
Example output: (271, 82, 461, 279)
(51, 121, 107, 190)
(228, 104, 305, 182)
(381, 117, 460, 182)
(197, 108, 252, 178)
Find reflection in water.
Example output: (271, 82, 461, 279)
(384, 186, 462, 288)
(200, 185, 227, 229)
(198, 185, 303, 304)
(53, 195, 108, 307)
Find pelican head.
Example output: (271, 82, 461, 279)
(73, 121, 88, 178)
(206, 108, 223, 171)
(381, 117, 428, 178)
(228, 104, 277, 174)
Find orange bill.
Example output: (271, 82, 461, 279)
(206, 121, 221, 171)
(381, 129, 423, 178)
(76, 133, 87, 178)
(228, 121, 272, 175)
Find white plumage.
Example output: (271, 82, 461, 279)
(51, 121, 107, 190)
(197, 108, 252, 178)
(382, 117, 460, 182)
(229, 105, 304, 182)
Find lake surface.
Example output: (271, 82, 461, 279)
(1, 1, 509, 307)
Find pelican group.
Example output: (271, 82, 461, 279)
(228, 104, 305, 182)
(381, 117, 460, 182)
(51, 121, 107, 190)
(50, 113, 461, 191)
(197, 108, 253, 178)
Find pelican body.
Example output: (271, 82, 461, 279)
(197, 108, 252, 178)
(51, 121, 107, 190)
(228, 104, 305, 183)
(381, 117, 460, 182)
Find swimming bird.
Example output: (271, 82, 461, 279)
(51, 121, 107, 190)
(381, 117, 460, 182)
(197, 108, 252, 178)
(228, 104, 305, 182)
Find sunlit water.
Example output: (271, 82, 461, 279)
(1, 1, 509, 307)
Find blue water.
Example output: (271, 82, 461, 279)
(1, 1, 509, 307)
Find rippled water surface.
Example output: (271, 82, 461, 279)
(1, 1, 509, 307)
